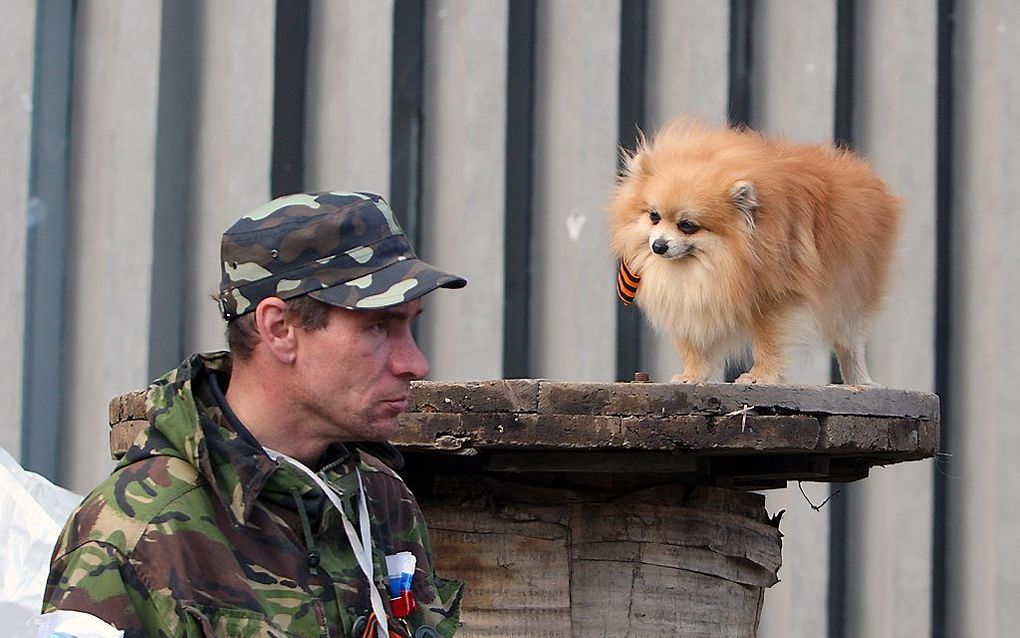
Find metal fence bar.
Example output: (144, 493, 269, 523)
(502, 0, 536, 379)
(613, 0, 646, 382)
(390, 0, 425, 244)
(728, 0, 753, 127)
(932, 2, 956, 636)
(148, 0, 196, 380)
(828, 2, 856, 635)
(271, 0, 310, 198)
(21, 0, 76, 481)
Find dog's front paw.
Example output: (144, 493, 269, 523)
(670, 373, 703, 384)
(735, 372, 781, 385)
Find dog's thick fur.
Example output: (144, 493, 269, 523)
(608, 118, 901, 385)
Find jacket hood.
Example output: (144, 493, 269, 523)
(118, 351, 278, 525)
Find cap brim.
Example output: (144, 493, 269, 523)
(308, 258, 466, 310)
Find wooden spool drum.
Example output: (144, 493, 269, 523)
(421, 480, 781, 637)
(110, 379, 938, 637)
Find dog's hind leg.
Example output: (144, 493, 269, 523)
(834, 339, 875, 386)
(816, 296, 878, 386)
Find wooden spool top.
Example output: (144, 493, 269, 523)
(109, 380, 938, 491)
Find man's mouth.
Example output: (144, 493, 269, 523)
(382, 396, 410, 412)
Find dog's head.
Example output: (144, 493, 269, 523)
(608, 119, 761, 272)
(638, 179, 758, 260)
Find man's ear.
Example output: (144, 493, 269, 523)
(253, 297, 297, 364)
(729, 180, 758, 229)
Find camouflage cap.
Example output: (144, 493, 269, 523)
(217, 192, 466, 320)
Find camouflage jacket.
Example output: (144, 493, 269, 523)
(44, 352, 463, 637)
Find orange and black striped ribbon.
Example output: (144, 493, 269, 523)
(617, 260, 640, 305)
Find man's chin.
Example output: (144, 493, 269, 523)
(366, 415, 401, 440)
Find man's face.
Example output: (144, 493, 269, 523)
(290, 298, 428, 442)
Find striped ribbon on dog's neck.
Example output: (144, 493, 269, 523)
(617, 260, 641, 305)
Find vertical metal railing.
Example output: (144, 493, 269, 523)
(21, 0, 76, 482)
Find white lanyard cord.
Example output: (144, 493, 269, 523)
(265, 448, 389, 638)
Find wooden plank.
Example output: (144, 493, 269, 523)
(108, 390, 147, 425)
(425, 505, 572, 637)
(487, 451, 697, 474)
(707, 416, 820, 452)
(569, 491, 781, 636)
(400, 413, 624, 450)
(395, 412, 915, 458)
(425, 483, 781, 636)
(103, 379, 938, 426)
(109, 420, 148, 460)
(538, 382, 694, 416)
(822, 415, 939, 456)
(620, 416, 712, 450)
(535, 381, 938, 420)
(710, 455, 831, 485)
(411, 379, 540, 413)
(111, 381, 938, 487)
(391, 412, 464, 448)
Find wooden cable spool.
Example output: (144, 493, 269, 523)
(110, 380, 939, 637)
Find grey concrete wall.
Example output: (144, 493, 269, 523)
(61, 0, 163, 491)
(530, 0, 620, 382)
(304, 0, 393, 195)
(0, 0, 35, 459)
(946, 2, 1020, 636)
(418, 0, 508, 381)
(185, 0, 275, 356)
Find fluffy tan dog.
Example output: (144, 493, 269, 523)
(609, 118, 901, 385)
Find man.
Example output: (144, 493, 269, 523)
(43, 192, 466, 637)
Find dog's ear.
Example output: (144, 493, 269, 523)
(620, 147, 650, 179)
(729, 180, 758, 228)
(621, 129, 651, 179)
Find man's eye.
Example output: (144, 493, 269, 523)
(679, 220, 699, 234)
(649, 210, 661, 224)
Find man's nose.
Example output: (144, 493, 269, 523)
(652, 238, 669, 255)
(393, 333, 430, 379)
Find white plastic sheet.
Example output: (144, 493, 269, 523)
(33, 610, 123, 638)
(0, 446, 83, 637)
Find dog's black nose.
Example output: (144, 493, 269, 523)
(652, 239, 669, 255)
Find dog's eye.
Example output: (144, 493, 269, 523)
(649, 210, 661, 224)
(679, 220, 699, 234)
